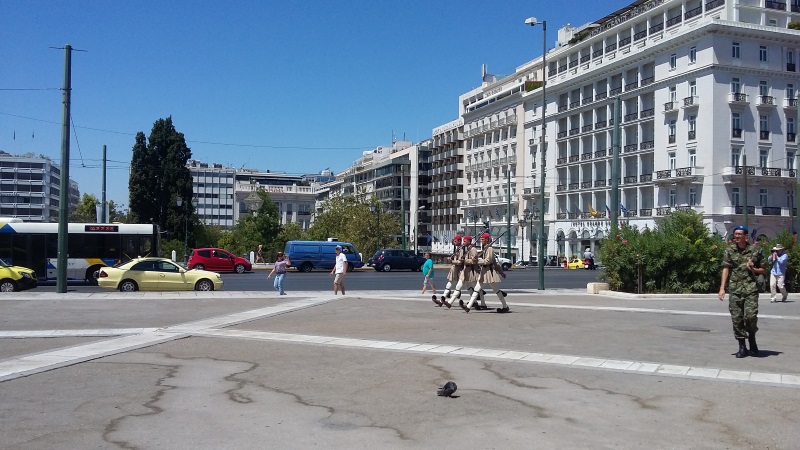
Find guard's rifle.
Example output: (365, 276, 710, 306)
(475, 230, 510, 278)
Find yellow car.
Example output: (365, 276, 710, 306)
(97, 257, 223, 292)
(566, 258, 585, 270)
(0, 259, 38, 292)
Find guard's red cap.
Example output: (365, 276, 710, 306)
(463, 235, 473, 243)
(453, 235, 462, 241)
(481, 233, 491, 240)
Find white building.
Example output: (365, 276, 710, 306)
(520, 0, 800, 260)
(0, 152, 79, 222)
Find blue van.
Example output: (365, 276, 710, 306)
(284, 240, 364, 272)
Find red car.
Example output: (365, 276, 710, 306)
(188, 248, 252, 273)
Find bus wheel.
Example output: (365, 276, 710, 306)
(86, 266, 101, 286)
(195, 279, 214, 291)
(119, 280, 138, 292)
(0, 279, 17, 292)
(299, 262, 313, 273)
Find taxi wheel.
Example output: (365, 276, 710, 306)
(195, 279, 214, 291)
(119, 280, 138, 292)
(0, 279, 17, 292)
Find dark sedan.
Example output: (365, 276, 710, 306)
(366, 249, 426, 272)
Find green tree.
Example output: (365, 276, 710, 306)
(108, 200, 129, 223)
(71, 193, 99, 222)
(269, 222, 308, 256)
(217, 190, 280, 257)
(307, 194, 400, 256)
(194, 222, 224, 248)
(128, 117, 194, 244)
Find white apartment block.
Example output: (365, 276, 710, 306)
(518, 0, 800, 261)
(0, 153, 79, 222)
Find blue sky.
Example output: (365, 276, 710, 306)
(1, 0, 629, 207)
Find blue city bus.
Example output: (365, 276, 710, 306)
(0, 221, 159, 284)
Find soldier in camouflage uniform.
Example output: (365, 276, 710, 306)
(719, 225, 766, 358)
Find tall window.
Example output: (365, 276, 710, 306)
(689, 115, 697, 133)
(759, 81, 768, 96)
(689, 46, 697, 64)
(731, 77, 741, 93)
(788, 151, 796, 170)
(789, 117, 796, 134)
(689, 187, 697, 205)
(669, 152, 676, 170)
(788, 83, 796, 100)
(760, 149, 769, 168)
(731, 148, 741, 166)
(788, 50, 795, 65)
(760, 189, 768, 207)
(760, 115, 769, 133)
(732, 112, 742, 136)
(732, 187, 741, 206)
(689, 149, 697, 167)
(760, 45, 768, 62)
(689, 80, 697, 97)
(669, 86, 677, 102)
(670, 53, 677, 70)
(669, 189, 676, 207)
(732, 42, 740, 59)
(669, 120, 677, 137)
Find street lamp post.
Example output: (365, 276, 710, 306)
(523, 208, 534, 264)
(526, 16, 547, 290)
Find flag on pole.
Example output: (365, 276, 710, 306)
(620, 203, 630, 215)
(605, 205, 611, 218)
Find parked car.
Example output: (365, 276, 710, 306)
(367, 249, 426, 272)
(284, 240, 364, 273)
(188, 248, 252, 273)
(496, 256, 512, 271)
(97, 257, 223, 292)
(0, 258, 37, 292)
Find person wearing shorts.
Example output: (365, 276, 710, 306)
(421, 252, 436, 295)
(330, 245, 347, 295)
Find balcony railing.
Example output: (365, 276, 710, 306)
(765, 1, 786, 10)
(624, 111, 639, 121)
(732, 128, 743, 138)
(640, 208, 653, 217)
(568, 213, 579, 219)
(664, 101, 676, 112)
(583, 97, 593, 105)
(569, 155, 580, 163)
(569, 100, 581, 108)
(594, 180, 607, 187)
(557, 157, 568, 165)
(762, 206, 782, 215)
(557, 131, 568, 138)
(559, 65, 567, 73)
(735, 165, 757, 176)
(656, 207, 671, 216)
(595, 120, 607, 128)
(787, 98, 798, 108)
(626, 81, 639, 90)
(788, 63, 796, 72)
(581, 152, 593, 160)
(666, 15, 682, 27)
(685, 5, 702, 19)
(609, 86, 622, 96)
(581, 181, 593, 188)
(676, 167, 693, 177)
(619, 36, 632, 47)
(735, 206, 756, 214)
(605, 43, 617, 53)
(649, 23, 664, 34)
(548, 69, 557, 77)
(624, 144, 638, 153)
(640, 108, 654, 118)
(593, 49, 604, 58)
(595, 149, 607, 158)
(595, 92, 608, 101)
(730, 93, 748, 102)
(657, 169, 672, 179)
(568, 183, 579, 190)
(760, 130, 770, 140)
(640, 173, 653, 182)
(759, 96, 775, 106)
(557, 213, 567, 220)
(569, 60, 578, 69)
(762, 167, 782, 176)
(641, 76, 654, 86)
(623, 175, 637, 183)
(706, 0, 724, 10)
(582, 124, 593, 132)
(558, 105, 568, 112)
(580, 54, 591, 63)
(788, 132, 797, 142)
(634, 30, 647, 41)
(640, 140, 655, 150)
(557, 184, 566, 192)
(569, 128, 579, 136)
(669, 134, 677, 144)
(688, 130, 696, 140)
(683, 96, 697, 107)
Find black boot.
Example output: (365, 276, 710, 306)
(735, 339, 748, 358)
(748, 334, 759, 357)
(498, 290, 507, 298)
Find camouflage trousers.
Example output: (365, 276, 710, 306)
(729, 291, 759, 339)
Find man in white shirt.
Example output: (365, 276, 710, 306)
(330, 245, 347, 295)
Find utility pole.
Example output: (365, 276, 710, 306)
(101, 144, 106, 223)
(56, 44, 73, 294)
(401, 165, 406, 249)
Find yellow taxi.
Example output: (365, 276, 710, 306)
(0, 258, 38, 292)
(566, 257, 585, 270)
(97, 257, 223, 292)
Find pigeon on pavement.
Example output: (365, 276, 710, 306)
(437, 381, 457, 397)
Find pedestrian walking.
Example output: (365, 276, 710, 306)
(267, 252, 290, 295)
(718, 225, 767, 358)
(255, 244, 265, 264)
(768, 244, 789, 303)
(330, 245, 347, 295)
(421, 252, 437, 295)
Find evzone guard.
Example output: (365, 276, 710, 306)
(432, 235, 462, 306)
(437, 235, 487, 309)
(461, 233, 509, 314)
